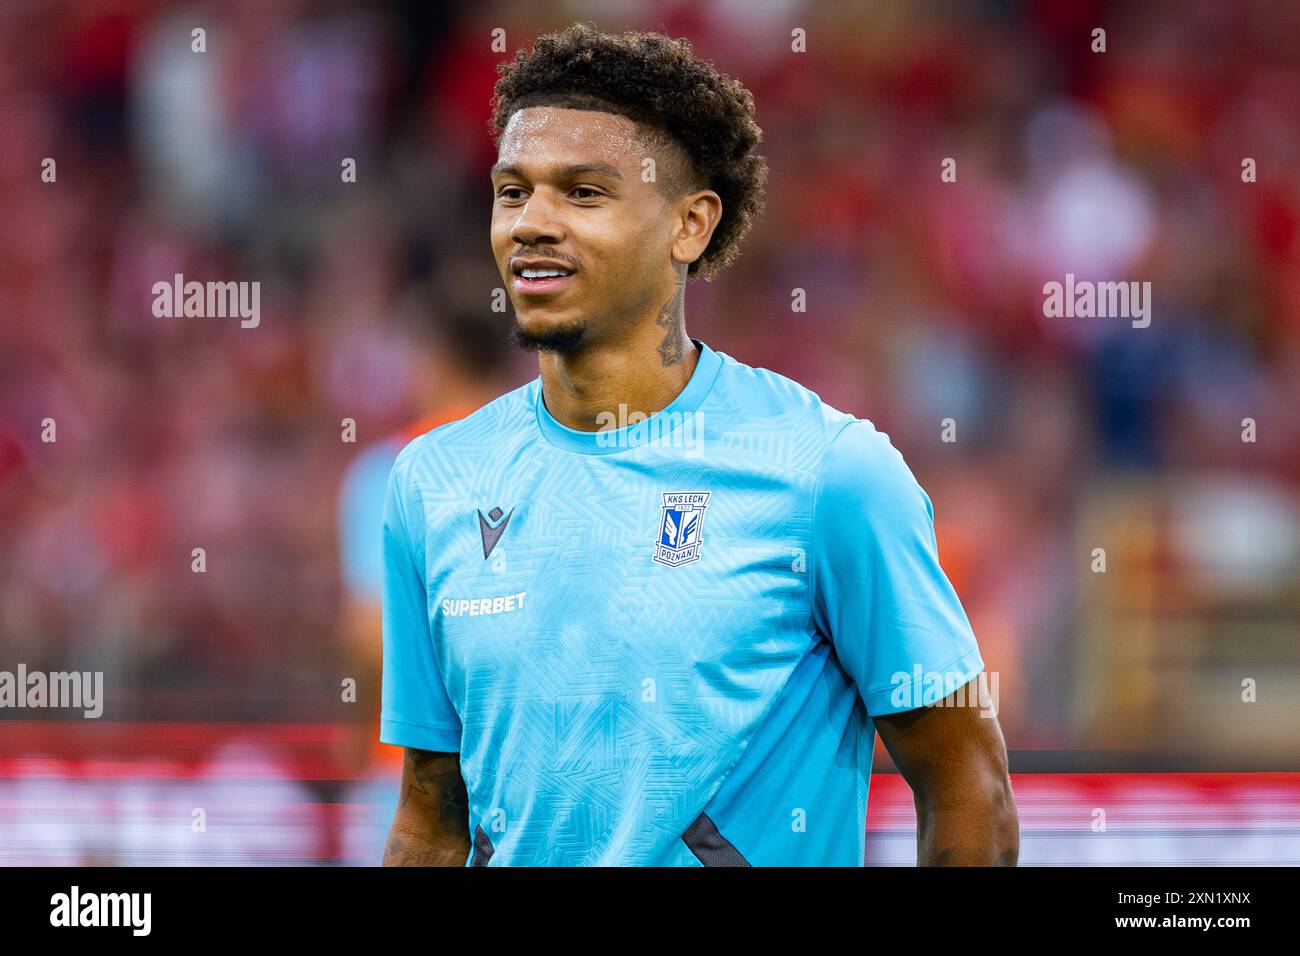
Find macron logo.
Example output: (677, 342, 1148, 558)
(478, 506, 513, 559)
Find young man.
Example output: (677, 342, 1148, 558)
(337, 294, 510, 863)
(380, 24, 1018, 866)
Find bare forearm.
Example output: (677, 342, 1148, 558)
(873, 679, 1020, 866)
(383, 813, 471, 866)
(915, 775, 1019, 866)
(382, 748, 471, 866)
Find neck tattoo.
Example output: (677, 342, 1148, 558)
(655, 271, 688, 366)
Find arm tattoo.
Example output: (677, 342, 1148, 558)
(383, 749, 471, 865)
(399, 749, 469, 832)
(383, 832, 464, 867)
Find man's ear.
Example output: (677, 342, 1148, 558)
(671, 190, 722, 271)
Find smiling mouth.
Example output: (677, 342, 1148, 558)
(512, 264, 576, 295)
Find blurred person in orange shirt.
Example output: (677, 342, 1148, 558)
(337, 295, 513, 779)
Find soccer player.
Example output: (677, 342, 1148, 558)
(339, 294, 511, 770)
(380, 24, 1019, 866)
(337, 295, 510, 863)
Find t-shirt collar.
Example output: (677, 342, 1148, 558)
(535, 338, 722, 455)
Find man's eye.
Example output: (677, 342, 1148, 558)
(571, 187, 602, 200)
(498, 186, 527, 201)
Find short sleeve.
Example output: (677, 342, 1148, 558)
(379, 457, 463, 751)
(811, 419, 984, 717)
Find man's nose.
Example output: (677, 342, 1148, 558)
(509, 190, 564, 247)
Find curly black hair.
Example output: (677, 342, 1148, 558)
(490, 23, 767, 281)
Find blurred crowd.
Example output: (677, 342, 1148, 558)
(1, 0, 1298, 774)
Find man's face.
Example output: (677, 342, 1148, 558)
(491, 107, 681, 354)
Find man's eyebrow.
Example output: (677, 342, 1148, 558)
(490, 161, 624, 180)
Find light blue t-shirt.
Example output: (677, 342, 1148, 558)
(380, 338, 983, 866)
(340, 437, 405, 602)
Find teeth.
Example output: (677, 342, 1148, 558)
(520, 268, 570, 279)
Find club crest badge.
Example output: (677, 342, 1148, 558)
(653, 492, 710, 567)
